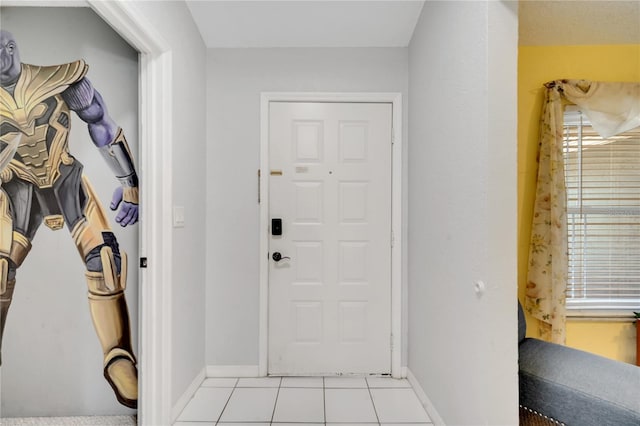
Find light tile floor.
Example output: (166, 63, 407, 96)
(175, 377, 433, 426)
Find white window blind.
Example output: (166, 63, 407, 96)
(563, 108, 640, 311)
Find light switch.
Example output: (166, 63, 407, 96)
(173, 206, 185, 228)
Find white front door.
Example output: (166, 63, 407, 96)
(268, 101, 392, 376)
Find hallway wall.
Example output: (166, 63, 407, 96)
(407, 1, 519, 424)
(205, 47, 409, 367)
(128, 0, 208, 411)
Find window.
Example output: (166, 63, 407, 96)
(563, 107, 640, 312)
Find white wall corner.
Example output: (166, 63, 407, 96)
(207, 365, 262, 378)
(407, 369, 446, 426)
(171, 367, 206, 423)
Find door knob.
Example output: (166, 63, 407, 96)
(272, 252, 291, 262)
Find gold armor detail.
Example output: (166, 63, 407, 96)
(0, 61, 87, 188)
(0, 194, 27, 269)
(0, 62, 88, 129)
(43, 215, 65, 231)
(9, 232, 31, 268)
(0, 259, 7, 296)
(113, 128, 129, 154)
(12, 125, 49, 181)
(86, 246, 127, 295)
(0, 168, 14, 183)
(72, 219, 105, 261)
(102, 245, 127, 292)
(0, 190, 12, 257)
(123, 187, 139, 205)
(71, 176, 112, 260)
(86, 246, 137, 408)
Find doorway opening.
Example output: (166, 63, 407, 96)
(88, 2, 173, 424)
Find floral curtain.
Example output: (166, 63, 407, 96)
(526, 86, 567, 344)
(526, 80, 640, 344)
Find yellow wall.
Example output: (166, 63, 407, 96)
(518, 44, 640, 363)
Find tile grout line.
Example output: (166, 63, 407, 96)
(216, 378, 238, 424)
(366, 376, 382, 426)
(270, 377, 282, 425)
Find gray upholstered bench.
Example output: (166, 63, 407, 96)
(518, 303, 640, 426)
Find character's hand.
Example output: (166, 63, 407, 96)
(110, 186, 139, 227)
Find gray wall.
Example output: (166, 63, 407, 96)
(128, 0, 208, 411)
(407, 1, 518, 424)
(0, 7, 138, 417)
(206, 47, 409, 366)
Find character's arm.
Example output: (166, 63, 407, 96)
(62, 77, 139, 227)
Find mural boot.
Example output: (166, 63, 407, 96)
(86, 247, 138, 409)
(103, 348, 138, 409)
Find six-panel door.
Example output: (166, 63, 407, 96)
(268, 101, 392, 375)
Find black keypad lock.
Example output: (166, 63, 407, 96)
(272, 218, 282, 236)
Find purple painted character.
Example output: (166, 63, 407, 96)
(0, 29, 138, 408)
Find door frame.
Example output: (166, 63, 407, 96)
(259, 92, 403, 378)
(86, 2, 173, 424)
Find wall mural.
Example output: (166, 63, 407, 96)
(0, 29, 139, 409)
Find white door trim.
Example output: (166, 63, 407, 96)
(259, 92, 403, 378)
(87, 2, 173, 425)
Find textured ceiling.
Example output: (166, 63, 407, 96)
(519, 1, 640, 46)
(185, 0, 425, 48)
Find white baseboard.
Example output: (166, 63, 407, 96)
(206, 365, 261, 377)
(171, 367, 206, 423)
(407, 368, 445, 426)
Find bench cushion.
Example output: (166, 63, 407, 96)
(519, 337, 640, 426)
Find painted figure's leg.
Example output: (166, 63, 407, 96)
(71, 176, 137, 409)
(0, 188, 31, 365)
(0, 189, 12, 362)
(0, 270, 15, 366)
